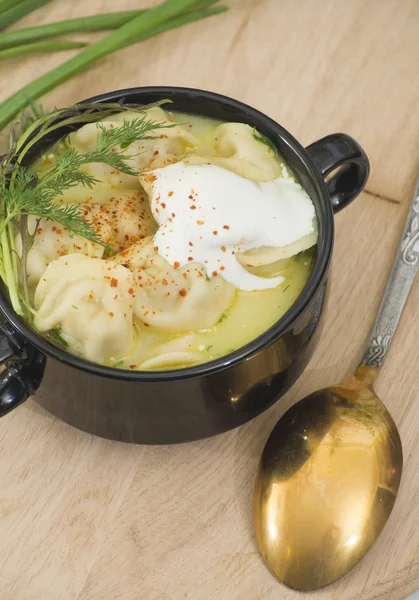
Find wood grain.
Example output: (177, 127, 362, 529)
(0, 1, 419, 599)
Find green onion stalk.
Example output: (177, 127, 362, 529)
(0, 39, 87, 60)
(0, 10, 146, 50)
(0, 0, 52, 31)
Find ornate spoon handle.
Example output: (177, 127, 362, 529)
(361, 179, 419, 368)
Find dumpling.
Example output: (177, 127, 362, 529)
(16, 216, 104, 288)
(34, 254, 136, 363)
(19, 189, 157, 288)
(210, 123, 282, 182)
(79, 189, 157, 252)
(110, 107, 198, 170)
(137, 334, 203, 371)
(236, 229, 318, 268)
(112, 237, 236, 332)
(58, 107, 198, 200)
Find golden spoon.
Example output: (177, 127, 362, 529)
(253, 181, 419, 591)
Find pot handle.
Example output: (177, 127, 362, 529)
(306, 134, 370, 213)
(0, 321, 45, 416)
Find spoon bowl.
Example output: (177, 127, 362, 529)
(253, 366, 402, 590)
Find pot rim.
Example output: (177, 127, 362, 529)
(0, 86, 333, 382)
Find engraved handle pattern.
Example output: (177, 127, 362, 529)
(361, 179, 419, 368)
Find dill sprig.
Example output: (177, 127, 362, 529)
(0, 99, 173, 316)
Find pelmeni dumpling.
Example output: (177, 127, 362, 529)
(210, 123, 282, 182)
(236, 228, 318, 268)
(80, 189, 157, 252)
(18, 189, 157, 287)
(34, 254, 136, 363)
(137, 334, 202, 370)
(59, 107, 198, 199)
(111, 107, 198, 169)
(16, 216, 103, 288)
(112, 237, 236, 332)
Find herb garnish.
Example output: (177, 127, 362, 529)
(103, 244, 116, 258)
(52, 326, 68, 347)
(252, 128, 277, 154)
(0, 100, 173, 317)
(217, 312, 228, 324)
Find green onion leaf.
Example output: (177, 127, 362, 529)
(0, 0, 53, 32)
(52, 326, 68, 347)
(0, 39, 87, 60)
(0, 10, 145, 50)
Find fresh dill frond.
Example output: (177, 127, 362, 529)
(102, 244, 115, 258)
(1, 167, 102, 244)
(97, 116, 176, 150)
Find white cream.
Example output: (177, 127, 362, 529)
(140, 162, 316, 291)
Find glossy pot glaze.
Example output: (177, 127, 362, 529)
(0, 87, 369, 444)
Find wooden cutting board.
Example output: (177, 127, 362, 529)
(1, 1, 419, 599)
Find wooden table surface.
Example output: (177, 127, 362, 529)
(1, 1, 419, 599)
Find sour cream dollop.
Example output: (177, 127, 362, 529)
(140, 162, 315, 291)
